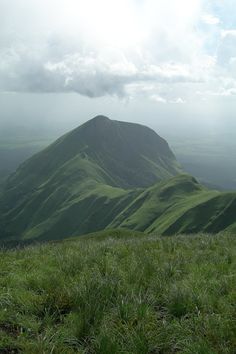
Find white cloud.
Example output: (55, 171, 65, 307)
(0, 47, 202, 98)
(150, 94, 167, 104)
(221, 30, 236, 38)
(170, 98, 185, 104)
(197, 79, 236, 97)
(205, 89, 236, 97)
(202, 14, 220, 25)
(217, 29, 236, 77)
(0, 0, 235, 103)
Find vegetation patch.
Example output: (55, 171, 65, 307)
(0, 230, 235, 353)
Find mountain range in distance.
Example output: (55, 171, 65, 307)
(0, 115, 236, 242)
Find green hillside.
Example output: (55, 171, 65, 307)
(0, 116, 181, 241)
(110, 174, 236, 235)
(0, 116, 236, 242)
(0, 231, 235, 353)
(4, 115, 180, 191)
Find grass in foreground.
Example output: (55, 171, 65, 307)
(0, 230, 235, 353)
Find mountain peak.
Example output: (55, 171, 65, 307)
(92, 115, 110, 121)
(80, 115, 112, 131)
(86, 115, 111, 125)
(7, 116, 181, 190)
(0, 115, 183, 240)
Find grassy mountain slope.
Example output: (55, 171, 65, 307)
(0, 116, 236, 241)
(0, 231, 235, 353)
(1, 173, 236, 241)
(109, 174, 236, 235)
(4, 115, 180, 192)
(0, 116, 180, 241)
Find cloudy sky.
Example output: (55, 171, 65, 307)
(0, 0, 236, 136)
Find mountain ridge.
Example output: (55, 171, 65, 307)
(0, 116, 180, 240)
(0, 116, 236, 241)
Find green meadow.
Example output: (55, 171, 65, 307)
(0, 230, 235, 353)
